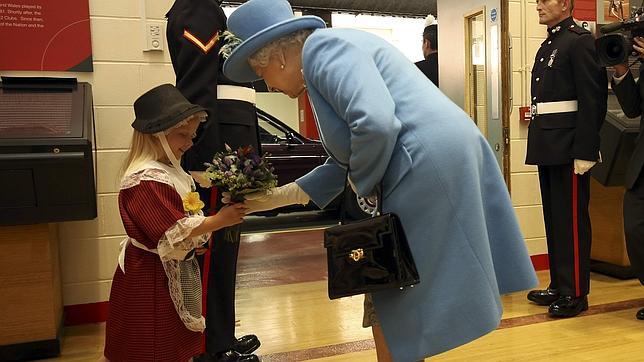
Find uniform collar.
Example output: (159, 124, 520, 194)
(547, 16, 575, 37)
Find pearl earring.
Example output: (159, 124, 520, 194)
(280, 64, 285, 70)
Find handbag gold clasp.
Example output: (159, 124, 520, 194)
(349, 248, 365, 262)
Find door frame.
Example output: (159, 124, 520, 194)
(463, 6, 487, 127)
(500, 0, 511, 187)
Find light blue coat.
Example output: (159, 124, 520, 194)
(295, 28, 538, 360)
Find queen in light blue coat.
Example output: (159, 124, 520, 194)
(223, 0, 538, 360)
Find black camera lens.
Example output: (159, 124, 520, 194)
(606, 43, 624, 58)
(596, 33, 632, 66)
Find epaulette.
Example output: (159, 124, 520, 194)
(568, 26, 590, 35)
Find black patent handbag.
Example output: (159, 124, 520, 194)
(323, 173, 420, 300)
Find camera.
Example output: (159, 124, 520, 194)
(596, 6, 644, 67)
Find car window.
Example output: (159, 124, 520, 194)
(258, 119, 287, 143)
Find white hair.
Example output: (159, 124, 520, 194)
(248, 29, 314, 69)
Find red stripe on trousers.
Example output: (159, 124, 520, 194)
(201, 187, 218, 352)
(571, 170, 580, 297)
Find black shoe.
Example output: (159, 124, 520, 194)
(231, 334, 261, 355)
(637, 308, 644, 320)
(527, 288, 560, 306)
(548, 296, 588, 318)
(214, 349, 260, 362)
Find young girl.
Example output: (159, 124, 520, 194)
(102, 84, 247, 361)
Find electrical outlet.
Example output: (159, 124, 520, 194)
(145, 22, 164, 51)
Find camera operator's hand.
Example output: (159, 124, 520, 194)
(633, 37, 644, 58)
(614, 37, 644, 77)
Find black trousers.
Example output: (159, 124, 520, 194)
(196, 185, 241, 354)
(624, 173, 644, 285)
(538, 164, 592, 297)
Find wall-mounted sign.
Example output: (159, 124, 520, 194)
(490, 8, 497, 22)
(0, 0, 92, 71)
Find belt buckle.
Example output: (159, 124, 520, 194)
(530, 104, 537, 117)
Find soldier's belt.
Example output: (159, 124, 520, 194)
(531, 100, 578, 116)
(217, 85, 256, 104)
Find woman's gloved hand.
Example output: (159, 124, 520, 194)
(224, 182, 311, 214)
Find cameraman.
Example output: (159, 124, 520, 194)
(611, 36, 644, 321)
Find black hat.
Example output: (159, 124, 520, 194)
(132, 84, 207, 134)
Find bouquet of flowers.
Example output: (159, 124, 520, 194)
(203, 144, 278, 242)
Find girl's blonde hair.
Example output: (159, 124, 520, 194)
(119, 111, 207, 180)
(119, 132, 164, 180)
(248, 29, 313, 69)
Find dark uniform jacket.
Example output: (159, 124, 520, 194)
(415, 52, 438, 87)
(526, 17, 607, 165)
(166, 0, 260, 172)
(611, 71, 644, 189)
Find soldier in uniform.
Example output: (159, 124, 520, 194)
(166, 1, 261, 361)
(611, 36, 644, 321)
(526, 0, 607, 317)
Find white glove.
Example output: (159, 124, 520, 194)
(573, 159, 596, 175)
(243, 182, 311, 214)
(189, 171, 211, 188)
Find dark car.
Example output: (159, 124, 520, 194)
(256, 108, 373, 219)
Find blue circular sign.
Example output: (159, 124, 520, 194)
(491, 8, 497, 22)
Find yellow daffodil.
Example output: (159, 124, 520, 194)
(183, 192, 204, 214)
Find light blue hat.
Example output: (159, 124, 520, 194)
(223, 0, 326, 83)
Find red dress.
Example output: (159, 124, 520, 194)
(104, 166, 205, 362)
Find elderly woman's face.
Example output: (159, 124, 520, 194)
(254, 54, 306, 99)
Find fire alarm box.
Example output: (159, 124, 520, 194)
(519, 106, 532, 123)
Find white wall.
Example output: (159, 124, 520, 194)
(508, 0, 548, 256)
(256, 93, 299, 130)
(332, 13, 426, 63)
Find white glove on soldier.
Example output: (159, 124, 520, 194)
(573, 159, 597, 175)
(242, 182, 311, 214)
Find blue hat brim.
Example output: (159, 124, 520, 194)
(223, 16, 326, 83)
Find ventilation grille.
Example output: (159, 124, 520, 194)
(0, 92, 73, 138)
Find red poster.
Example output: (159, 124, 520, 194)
(573, 0, 597, 21)
(0, 0, 92, 71)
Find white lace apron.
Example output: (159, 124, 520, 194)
(118, 161, 210, 332)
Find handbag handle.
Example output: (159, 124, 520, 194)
(338, 167, 383, 225)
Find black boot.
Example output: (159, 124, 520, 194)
(548, 295, 588, 318)
(527, 288, 560, 306)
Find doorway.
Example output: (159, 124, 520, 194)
(437, 0, 511, 185)
(465, 9, 488, 137)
